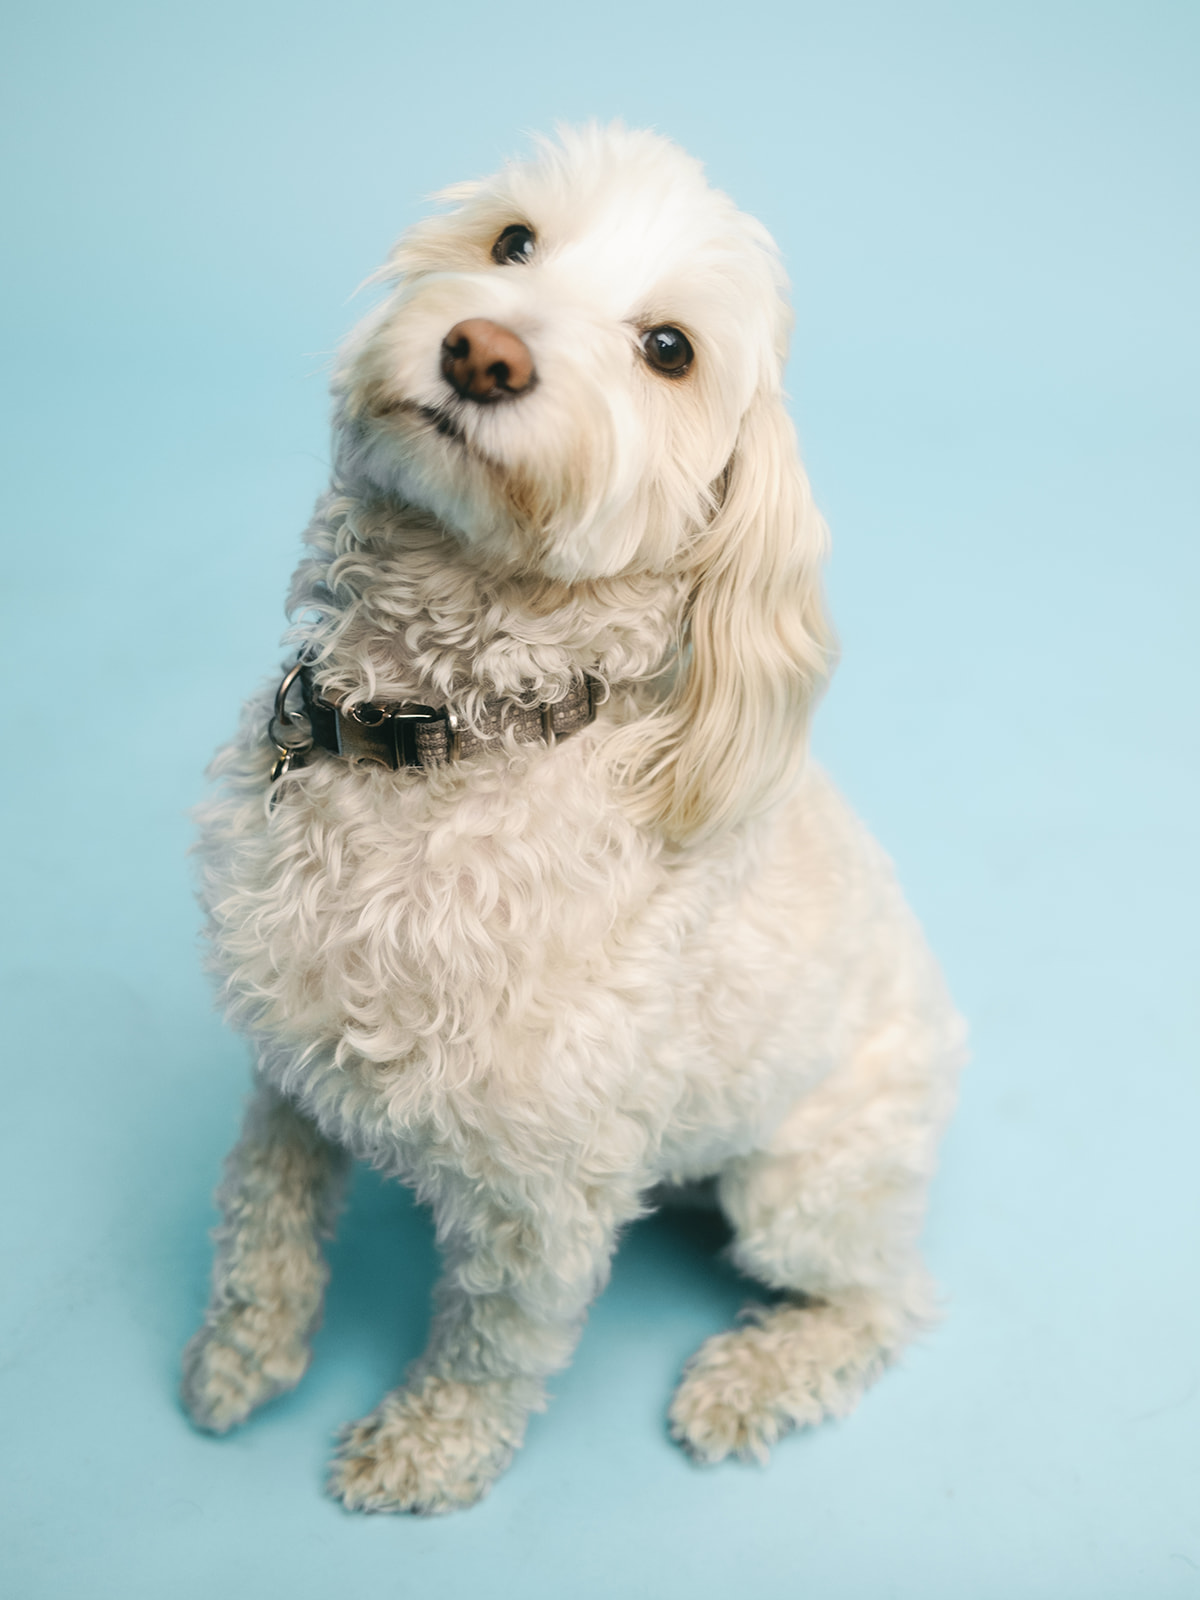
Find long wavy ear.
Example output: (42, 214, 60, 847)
(613, 389, 836, 843)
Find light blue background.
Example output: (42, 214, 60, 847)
(2, 3, 1197, 1595)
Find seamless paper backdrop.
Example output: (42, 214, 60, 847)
(1, 3, 1197, 1596)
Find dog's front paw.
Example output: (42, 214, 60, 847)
(328, 1374, 539, 1515)
(181, 1311, 311, 1434)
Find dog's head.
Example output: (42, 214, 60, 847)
(336, 124, 834, 840)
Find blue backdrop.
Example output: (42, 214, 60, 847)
(2, 3, 1197, 1595)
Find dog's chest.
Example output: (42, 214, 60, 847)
(205, 725, 699, 1144)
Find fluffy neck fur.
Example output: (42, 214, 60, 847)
(286, 488, 688, 726)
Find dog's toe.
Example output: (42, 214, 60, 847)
(328, 1374, 537, 1515)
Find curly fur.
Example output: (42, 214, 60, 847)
(182, 124, 965, 1514)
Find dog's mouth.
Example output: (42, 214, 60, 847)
(416, 404, 464, 443)
(369, 394, 466, 446)
(362, 389, 525, 504)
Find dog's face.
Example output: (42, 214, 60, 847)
(337, 125, 791, 581)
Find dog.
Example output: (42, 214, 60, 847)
(182, 123, 965, 1514)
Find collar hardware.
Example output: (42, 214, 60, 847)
(267, 658, 596, 786)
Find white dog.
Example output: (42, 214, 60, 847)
(182, 124, 965, 1514)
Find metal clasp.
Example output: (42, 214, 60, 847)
(336, 699, 441, 768)
(389, 704, 441, 768)
(444, 706, 462, 761)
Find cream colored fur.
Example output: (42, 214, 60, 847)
(182, 124, 965, 1514)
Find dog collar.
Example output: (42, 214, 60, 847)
(268, 658, 597, 783)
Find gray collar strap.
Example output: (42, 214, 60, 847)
(269, 658, 597, 781)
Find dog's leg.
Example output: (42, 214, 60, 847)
(181, 1080, 349, 1433)
(670, 1010, 961, 1464)
(328, 1181, 625, 1514)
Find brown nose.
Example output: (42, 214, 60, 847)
(441, 318, 535, 403)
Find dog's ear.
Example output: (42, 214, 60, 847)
(614, 389, 836, 843)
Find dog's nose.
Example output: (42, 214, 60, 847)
(441, 319, 535, 402)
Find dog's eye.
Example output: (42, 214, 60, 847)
(492, 224, 536, 265)
(641, 325, 694, 377)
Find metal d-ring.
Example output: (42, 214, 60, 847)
(268, 656, 314, 790)
(268, 658, 308, 748)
